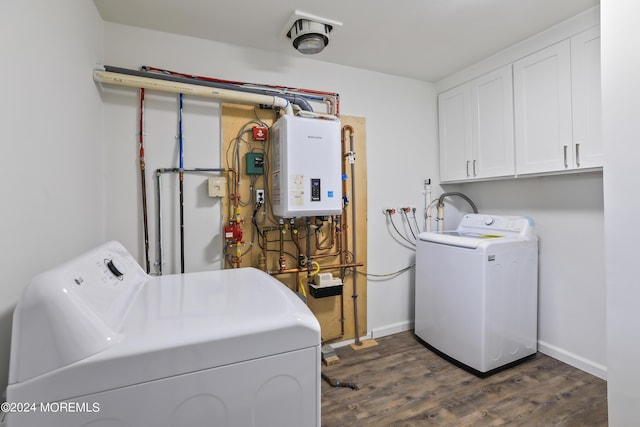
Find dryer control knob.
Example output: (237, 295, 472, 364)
(484, 217, 495, 226)
(105, 258, 125, 280)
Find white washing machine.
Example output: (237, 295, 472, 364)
(415, 214, 538, 375)
(5, 241, 321, 427)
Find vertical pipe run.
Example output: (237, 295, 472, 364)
(342, 125, 362, 345)
(178, 94, 185, 274)
(156, 170, 163, 275)
(346, 126, 361, 345)
(139, 89, 151, 273)
(156, 167, 229, 275)
(424, 179, 432, 232)
(278, 219, 286, 271)
(306, 217, 312, 297)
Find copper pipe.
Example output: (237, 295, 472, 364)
(290, 224, 304, 257)
(225, 167, 239, 217)
(315, 217, 336, 250)
(340, 126, 352, 261)
(336, 215, 343, 264)
(262, 228, 269, 271)
(268, 262, 363, 276)
(342, 124, 361, 345)
(309, 252, 341, 261)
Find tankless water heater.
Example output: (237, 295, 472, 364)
(272, 115, 342, 217)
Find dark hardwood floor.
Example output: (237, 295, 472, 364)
(321, 331, 607, 426)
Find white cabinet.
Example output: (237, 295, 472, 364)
(571, 26, 602, 169)
(513, 27, 602, 175)
(439, 26, 601, 181)
(472, 66, 515, 179)
(439, 65, 514, 182)
(438, 83, 472, 182)
(513, 40, 573, 174)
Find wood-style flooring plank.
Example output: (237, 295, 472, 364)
(321, 331, 607, 426)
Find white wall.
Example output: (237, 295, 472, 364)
(0, 0, 104, 392)
(602, 0, 640, 424)
(102, 23, 439, 340)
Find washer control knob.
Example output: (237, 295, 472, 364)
(484, 217, 495, 226)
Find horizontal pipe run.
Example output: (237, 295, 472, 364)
(94, 70, 293, 115)
(156, 167, 228, 174)
(108, 65, 315, 112)
(142, 65, 339, 98)
(267, 262, 363, 276)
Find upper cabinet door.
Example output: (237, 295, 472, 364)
(513, 40, 573, 175)
(438, 83, 472, 182)
(571, 26, 602, 169)
(438, 66, 515, 183)
(471, 65, 515, 179)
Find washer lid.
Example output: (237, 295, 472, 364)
(9, 264, 320, 404)
(418, 231, 505, 248)
(418, 214, 535, 248)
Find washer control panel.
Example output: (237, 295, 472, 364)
(458, 214, 535, 238)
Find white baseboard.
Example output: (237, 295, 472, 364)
(327, 321, 415, 349)
(538, 340, 607, 380)
(326, 324, 607, 382)
(371, 320, 414, 339)
(329, 332, 373, 349)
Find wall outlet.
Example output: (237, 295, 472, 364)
(256, 189, 265, 204)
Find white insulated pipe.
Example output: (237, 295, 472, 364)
(93, 70, 294, 115)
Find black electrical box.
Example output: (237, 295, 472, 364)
(309, 283, 343, 298)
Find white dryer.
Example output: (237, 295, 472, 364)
(5, 241, 321, 427)
(415, 214, 538, 375)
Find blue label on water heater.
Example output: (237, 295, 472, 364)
(328, 191, 334, 198)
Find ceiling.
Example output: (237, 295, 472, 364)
(93, 0, 599, 82)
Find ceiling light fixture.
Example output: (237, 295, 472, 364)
(283, 11, 343, 55)
(289, 19, 331, 55)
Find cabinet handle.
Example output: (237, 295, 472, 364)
(473, 160, 477, 177)
(575, 143, 581, 167)
(466, 160, 470, 177)
(563, 145, 568, 168)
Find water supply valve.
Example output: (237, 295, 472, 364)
(345, 150, 356, 164)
